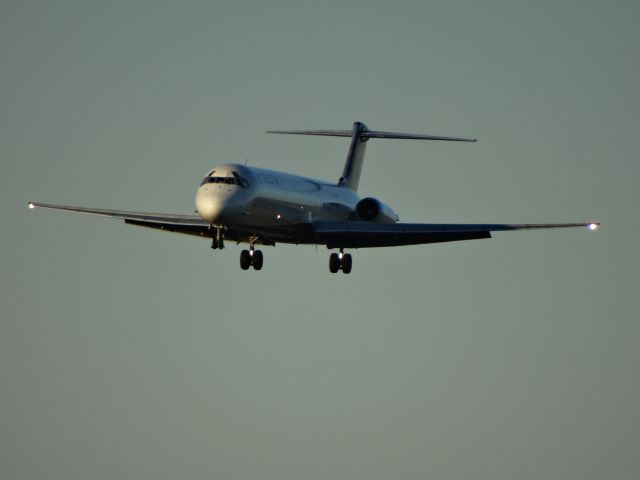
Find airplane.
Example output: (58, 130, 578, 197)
(28, 121, 599, 274)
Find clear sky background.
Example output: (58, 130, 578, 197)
(1, 1, 639, 479)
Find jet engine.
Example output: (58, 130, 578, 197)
(355, 197, 398, 223)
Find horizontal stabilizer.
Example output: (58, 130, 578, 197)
(363, 131, 476, 142)
(268, 121, 476, 192)
(267, 129, 353, 137)
(267, 129, 477, 142)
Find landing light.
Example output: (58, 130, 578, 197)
(28, 202, 35, 209)
(588, 223, 599, 231)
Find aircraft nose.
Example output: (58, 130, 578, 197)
(196, 188, 239, 223)
(197, 198, 224, 222)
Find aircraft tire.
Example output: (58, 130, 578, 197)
(329, 253, 340, 273)
(252, 250, 263, 270)
(341, 253, 352, 274)
(240, 250, 251, 270)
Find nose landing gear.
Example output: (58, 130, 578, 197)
(210, 225, 225, 250)
(329, 249, 352, 274)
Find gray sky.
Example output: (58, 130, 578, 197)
(2, 1, 639, 479)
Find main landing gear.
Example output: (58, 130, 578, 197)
(240, 245, 263, 271)
(329, 249, 352, 274)
(210, 226, 263, 271)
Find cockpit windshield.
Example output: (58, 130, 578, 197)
(200, 171, 249, 187)
(200, 176, 237, 186)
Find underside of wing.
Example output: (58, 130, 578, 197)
(312, 222, 599, 248)
(123, 219, 280, 245)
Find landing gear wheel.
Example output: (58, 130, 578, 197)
(329, 253, 340, 273)
(240, 250, 251, 270)
(240, 248, 263, 271)
(252, 250, 263, 270)
(341, 253, 352, 274)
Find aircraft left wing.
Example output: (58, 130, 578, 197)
(313, 221, 599, 248)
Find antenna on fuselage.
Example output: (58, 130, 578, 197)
(266, 121, 477, 192)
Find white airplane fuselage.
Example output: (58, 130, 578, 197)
(195, 163, 398, 233)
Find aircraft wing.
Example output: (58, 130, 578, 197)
(26, 201, 262, 243)
(28, 202, 598, 248)
(27, 202, 209, 230)
(313, 221, 599, 248)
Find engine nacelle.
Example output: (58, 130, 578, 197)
(355, 197, 399, 223)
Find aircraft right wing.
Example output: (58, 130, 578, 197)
(312, 221, 599, 249)
(27, 202, 207, 225)
(26, 201, 274, 245)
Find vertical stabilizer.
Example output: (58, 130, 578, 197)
(338, 122, 369, 191)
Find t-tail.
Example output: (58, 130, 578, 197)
(267, 121, 477, 192)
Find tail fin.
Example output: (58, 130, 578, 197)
(339, 121, 369, 190)
(267, 121, 476, 192)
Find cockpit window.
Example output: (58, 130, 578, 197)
(200, 172, 249, 187)
(232, 171, 249, 187)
